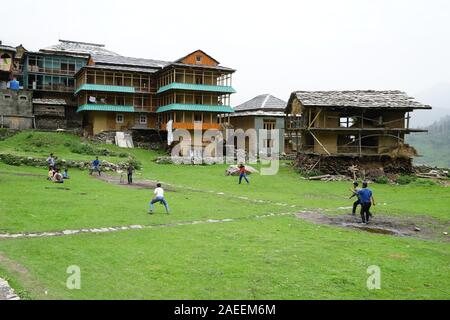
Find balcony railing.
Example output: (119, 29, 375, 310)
(27, 83, 75, 92)
(27, 65, 78, 76)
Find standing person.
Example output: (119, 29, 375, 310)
(357, 181, 376, 224)
(47, 153, 55, 169)
(238, 164, 249, 185)
(127, 165, 134, 185)
(349, 181, 361, 216)
(149, 183, 170, 214)
(90, 156, 101, 176)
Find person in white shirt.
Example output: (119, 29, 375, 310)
(47, 153, 55, 169)
(149, 183, 170, 214)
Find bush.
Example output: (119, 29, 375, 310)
(412, 179, 437, 187)
(119, 152, 129, 158)
(127, 158, 142, 170)
(70, 143, 98, 156)
(375, 176, 389, 184)
(397, 175, 417, 185)
(0, 154, 22, 166)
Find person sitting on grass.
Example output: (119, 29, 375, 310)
(238, 164, 250, 185)
(90, 157, 101, 176)
(63, 168, 70, 179)
(53, 169, 64, 184)
(149, 183, 170, 215)
(357, 181, 376, 225)
(47, 167, 55, 181)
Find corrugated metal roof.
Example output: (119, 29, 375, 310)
(157, 83, 236, 94)
(76, 104, 135, 113)
(75, 84, 135, 95)
(157, 104, 234, 113)
(235, 94, 287, 112)
(290, 90, 432, 110)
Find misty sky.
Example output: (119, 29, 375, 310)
(2, 0, 449, 110)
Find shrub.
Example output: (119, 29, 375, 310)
(397, 175, 417, 185)
(0, 154, 22, 166)
(119, 152, 129, 158)
(127, 158, 142, 170)
(375, 176, 389, 184)
(412, 179, 437, 187)
(70, 143, 98, 156)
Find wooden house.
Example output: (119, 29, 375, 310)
(75, 50, 236, 138)
(285, 90, 432, 173)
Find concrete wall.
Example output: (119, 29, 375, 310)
(86, 111, 156, 135)
(0, 89, 33, 129)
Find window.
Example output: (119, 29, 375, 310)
(194, 113, 203, 122)
(195, 96, 203, 105)
(19, 95, 28, 101)
(139, 115, 147, 125)
(116, 114, 124, 124)
(195, 76, 203, 85)
(340, 117, 355, 128)
(264, 139, 274, 148)
(116, 97, 125, 105)
(263, 120, 277, 130)
(195, 55, 202, 63)
(3, 94, 12, 100)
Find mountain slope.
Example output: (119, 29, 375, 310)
(407, 115, 450, 168)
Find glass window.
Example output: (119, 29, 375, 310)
(116, 114, 124, 124)
(139, 115, 147, 125)
(263, 120, 277, 130)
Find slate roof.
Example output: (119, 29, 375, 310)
(290, 90, 431, 110)
(0, 43, 16, 53)
(41, 40, 120, 57)
(235, 94, 287, 112)
(82, 64, 159, 74)
(91, 54, 170, 69)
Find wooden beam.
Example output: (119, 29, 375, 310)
(309, 131, 331, 156)
(308, 108, 322, 129)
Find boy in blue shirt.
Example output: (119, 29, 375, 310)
(90, 157, 101, 176)
(357, 181, 376, 224)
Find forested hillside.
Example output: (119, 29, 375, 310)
(408, 115, 450, 168)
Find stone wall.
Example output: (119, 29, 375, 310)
(0, 89, 33, 130)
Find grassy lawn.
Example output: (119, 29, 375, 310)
(0, 132, 449, 300)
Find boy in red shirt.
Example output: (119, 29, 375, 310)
(239, 164, 250, 185)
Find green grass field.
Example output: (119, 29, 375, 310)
(0, 131, 449, 300)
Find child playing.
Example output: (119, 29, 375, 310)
(238, 164, 250, 185)
(149, 183, 170, 214)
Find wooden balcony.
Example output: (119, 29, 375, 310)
(161, 122, 221, 130)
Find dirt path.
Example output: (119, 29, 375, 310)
(297, 211, 450, 241)
(93, 174, 177, 191)
(0, 252, 50, 300)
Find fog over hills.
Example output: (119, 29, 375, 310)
(411, 83, 450, 127)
